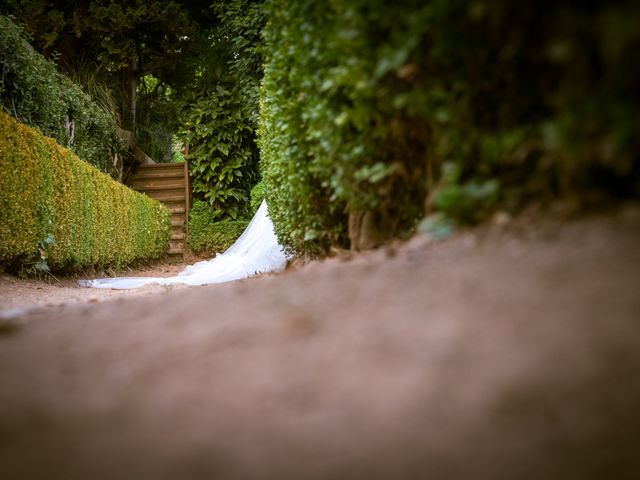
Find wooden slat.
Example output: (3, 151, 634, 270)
(132, 165, 184, 171)
(134, 164, 184, 172)
(137, 163, 184, 168)
(169, 243, 184, 254)
(168, 205, 186, 214)
(131, 164, 184, 179)
(184, 160, 190, 243)
(130, 178, 185, 190)
(130, 170, 184, 181)
(144, 190, 185, 202)
(171, 216, 185, 227)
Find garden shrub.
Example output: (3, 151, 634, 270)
(0, 112, 171, 272)
(178, 0, 266, 220)
(180, 88, 259, 220)
(188, 200, 249, 255)
(249, 181, 266, 214)
(0, 15, 124, 175)
(260, 0, 640, 254)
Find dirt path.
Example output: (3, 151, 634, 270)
(1, 204, 639, 479)
(0, 262, 190, 318)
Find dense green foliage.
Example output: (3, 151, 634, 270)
(0, 15, 124, 174)
(136, 75, 181, 163)
(3, 2, 268, 257)
(179, 0, 266, 220)
(180, 85, 258, 220)
(260, 0, 640, 254)
(249, 181, 266, 214)
(188, 200, 249, 255)
(3, 2, 267, 214)
(188, 178, 268, 255)
(0, 1, 208, 129)
(1, 1, 222, 169)
(0, 112, 171, 272)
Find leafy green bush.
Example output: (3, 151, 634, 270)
(180, 88, 258, 220)
(260, 0, 640, 254)
(259, 0, 430, 253)
(188, 200, 249, 255)
(178, 0, 266, 220)
(0, 112, 171, 272)
(0, 15, 124, 174)
(433, 163, 499, 225)
(250, 181, 266, 214)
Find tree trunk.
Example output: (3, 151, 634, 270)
(122, 61, 138, 131)
(348, 209, 393, 251)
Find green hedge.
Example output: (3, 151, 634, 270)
(0, 15, 124, 175)
(0, 111, 171, 272)
(260, 0, 640, 254)
(188, 200, 249, 255)
(249, 181, 266, 215)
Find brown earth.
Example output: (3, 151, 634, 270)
(0, 262, 188, 317)
(1, 204, 639, 479)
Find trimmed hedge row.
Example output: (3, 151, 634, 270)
(188, 200, 249, 256)
(0, 15, 124, 175)
(0, 112, 171, 272)
(260, 0, 640, 254)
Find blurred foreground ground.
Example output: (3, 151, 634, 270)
(1, 204, 639, 479)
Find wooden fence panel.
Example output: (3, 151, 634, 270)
(128, 163, 188, 261)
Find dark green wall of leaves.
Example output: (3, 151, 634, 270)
(259, 0, 640, 254)
(0, 15, 124, 175)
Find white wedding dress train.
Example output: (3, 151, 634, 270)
(79, 200, 288, 289)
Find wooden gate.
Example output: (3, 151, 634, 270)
(128, 163, 190, 261)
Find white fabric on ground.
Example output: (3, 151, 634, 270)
(79, 200, 287, 289)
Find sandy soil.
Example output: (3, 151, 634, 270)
(0, 262, 191, 318)
(1, 204, 639, 479)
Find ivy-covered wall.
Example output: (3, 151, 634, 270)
(0, 15, 124, 175)
(259, 0, 640, 254)
(0, 112, 171, 273)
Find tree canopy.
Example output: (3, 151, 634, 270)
(2, 0, 214, 127)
